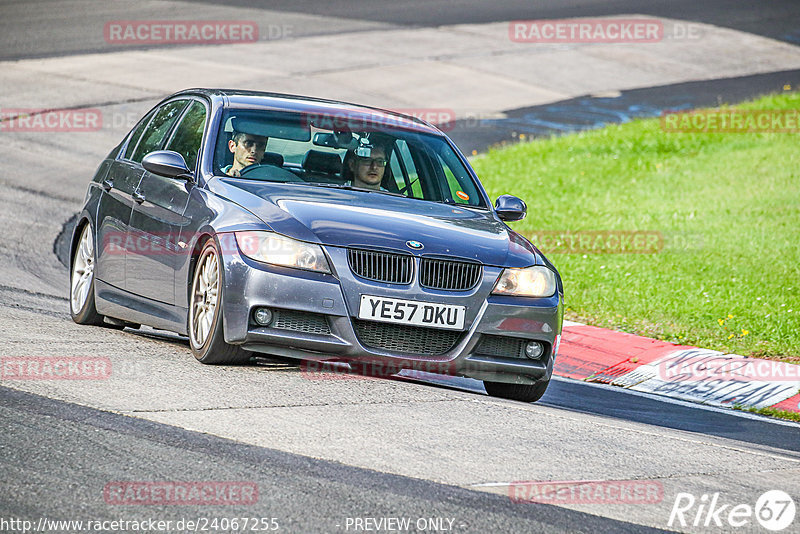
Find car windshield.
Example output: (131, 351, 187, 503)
(213, 108, 487, 208)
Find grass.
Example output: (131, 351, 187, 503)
(471, 91, 800, 362)
(734, 405, 800, 423)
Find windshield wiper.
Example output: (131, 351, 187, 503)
(431, 199, 489, 210)
(308, 183, 407, 197)
(306, 182, 352, 189)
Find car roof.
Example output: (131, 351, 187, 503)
(169, 88, 443, 135)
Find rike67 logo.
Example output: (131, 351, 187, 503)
(668, 490, 795, 531)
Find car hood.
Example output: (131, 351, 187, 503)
(212, 179, 540, 267)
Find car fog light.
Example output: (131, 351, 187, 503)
(254, 307, 273, 326)
(525, 341, 544, 359)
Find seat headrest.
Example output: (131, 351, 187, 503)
(262, 151, 284, 167)
(302, 150, 342, 175)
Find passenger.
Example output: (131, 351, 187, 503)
(343, 143, 389, 191)
(222, 130, 267, 177)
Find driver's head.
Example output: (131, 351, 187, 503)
(228, 131, 267, 174)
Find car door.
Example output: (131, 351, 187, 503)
(125, 99, 206, 304)
(94, 110, 154, 290)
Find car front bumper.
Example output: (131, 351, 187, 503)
(220, 239, 563, 384)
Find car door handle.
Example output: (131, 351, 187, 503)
(102, 178, 113, 192)
(132, 189, 145, 204)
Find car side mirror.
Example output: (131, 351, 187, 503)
(495, 194, 527, 222)
(142, 150, 194, 180)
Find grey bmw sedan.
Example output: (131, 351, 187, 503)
(70, 89, 563, 402)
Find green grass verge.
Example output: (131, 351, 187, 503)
(472, 91, 800, 362)
(734, 405, 800, 423)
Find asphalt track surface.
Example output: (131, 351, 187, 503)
(2, 0, 799, 60)
(2, 386, 669, 534)
(196, 0, 800, 44)
(4, 0, 798, 154)
(2, 2, 800, 533)
(450, 68, 800, 154)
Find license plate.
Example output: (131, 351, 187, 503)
(358, 295, 465, 330)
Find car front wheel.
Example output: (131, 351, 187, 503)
(189, 239, 251, 365)
(484, 379, 550, 403)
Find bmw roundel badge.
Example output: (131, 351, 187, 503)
(406, 240, 424, 250)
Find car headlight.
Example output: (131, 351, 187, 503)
(234, 231, 330, 273)
(492, 266, 556, 297)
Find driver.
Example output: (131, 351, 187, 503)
(222, 125, 267, 177)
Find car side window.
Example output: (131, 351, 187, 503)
(131, 100, 189, 163)
(123, 110, 155, 161)
(164, 101, 207, 171)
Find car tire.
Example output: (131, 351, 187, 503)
(483, 379, 549, 403)
(188, 239, 251, 365)
(70, 223, 105, 326)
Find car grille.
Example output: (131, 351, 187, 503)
(271, 309, 331, 335)
(352, 319, 463, 355)
(348, 248, 482, 291)
(474, 334, 527, 359)
(420, 257, 482, 290)
(348, 248, 413, 284)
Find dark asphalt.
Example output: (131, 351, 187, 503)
(1, 0, 798, 60)
(540, 379, 800, 455)
(388, 371, 800, 454)
(448, 68, 800, 154)
(5, 0, 798, 156)
(203, 0, 800, 43)
(0, 386, 670, 534)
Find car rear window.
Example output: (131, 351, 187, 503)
(165, 101, 207, 170)
(131, 100, 189, 163)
